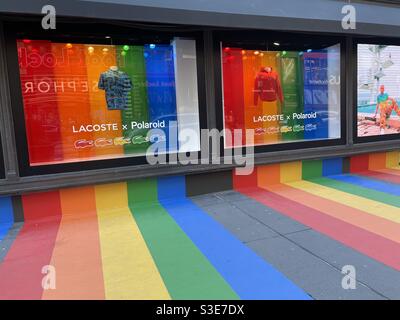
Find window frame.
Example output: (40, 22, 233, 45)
(353, 36, 400, 144)
(4, 21, 208, 176)
(213, 30, 347, 155)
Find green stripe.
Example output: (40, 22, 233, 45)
(302, 159, 323, 180)
(127, 178, 238, 300)
(117, 45, 150, 155)
(279, 52, 304, 141)
(308, 177, 400, 208)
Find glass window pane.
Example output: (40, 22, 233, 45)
(357, 44, 400, 137)
(221, 41, 341, 147)
(16, 37, 201, 166)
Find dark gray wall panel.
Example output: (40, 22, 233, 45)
(186, 170, 232, 196)
(1, 0, 400, 37)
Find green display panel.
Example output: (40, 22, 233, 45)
(117, 45, 150, 154)
(279, 52, 304, 141)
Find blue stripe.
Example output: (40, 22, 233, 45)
(328, 174, 400, 196)
(322, 158, 343, 176)
(303, 51, 329, 139)
(0, 197, 14, 240)
(144, 44, 178, 152)
(157, 176, 310, 300)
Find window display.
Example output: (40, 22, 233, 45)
(16, 38, 201, 166)
(357, 44, 400, 137)
(221, 43, 341, 147)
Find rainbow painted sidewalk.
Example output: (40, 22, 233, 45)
(0, 151, 399, 299)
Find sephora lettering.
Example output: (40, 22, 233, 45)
(23, 80, 98, 94)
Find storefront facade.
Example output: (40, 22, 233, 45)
(0, 0, 399, 195)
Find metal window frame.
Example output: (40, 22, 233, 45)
(352, 36, 400, 144)
(3, 19, 210, 177)
(212, 30, 348, 154)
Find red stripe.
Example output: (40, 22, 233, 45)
(0, 191, 62, 299)
(236, 186, 400, 271)
(350, 154, 369, 173)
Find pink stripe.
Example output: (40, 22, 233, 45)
(0, 191, 62, 299)
(237, 186, 400, 271)
(360, 170, 400, 184)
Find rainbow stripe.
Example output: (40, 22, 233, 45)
(0, 150, 398, 299)
(234, 151, 400, 271)
(0, 178, 309, 300)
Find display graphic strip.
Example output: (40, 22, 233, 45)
(172, 39, 201, 152)
(17, 40, 64, 165)
(260, 52, 280, 144)
(242, 50, 263, 146)
(118, 45, 150, 155)
(144, 45, 178, 152)
(223, 48, 245, 146)
(52, 43, 95, 161)
(303, 51, 329, 140)
(85, 44, 124, 158)
(279, 52, 304, 141)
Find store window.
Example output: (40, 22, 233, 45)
(357, 43, 400, 139)
(219, 33, 343, 148)
(15, 37, 201, 166)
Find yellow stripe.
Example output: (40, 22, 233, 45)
(286, 180, 400, 224)
(280, 161, 302, 183)
(95, 182, 170, 300)
(386, 151, 400, 169)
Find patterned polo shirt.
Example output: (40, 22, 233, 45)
(98, 69, 133, 110)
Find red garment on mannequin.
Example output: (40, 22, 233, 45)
(253, 67, 283, 105)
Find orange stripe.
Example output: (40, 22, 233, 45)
(369, 152, 387, 171)
(257, 163, 280, 188)
(42, 186, 105, 299)
(52, 43, 95, 161)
